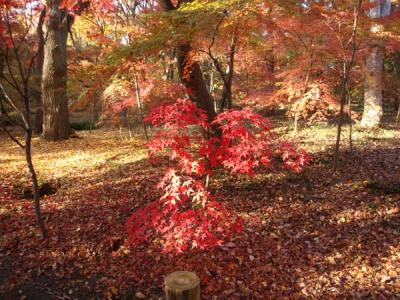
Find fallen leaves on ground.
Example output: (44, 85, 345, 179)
(0, 126, 399, 299)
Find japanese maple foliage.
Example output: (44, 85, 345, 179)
(211, 109, 274, 175)
(127, 99, 310, 254)
(127, 169, 243, 254)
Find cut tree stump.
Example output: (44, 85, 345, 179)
(165, 271, 200, 300)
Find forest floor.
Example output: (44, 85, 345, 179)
(0, 122, 400, 299)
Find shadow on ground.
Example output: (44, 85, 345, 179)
(1, 132, 399, 299)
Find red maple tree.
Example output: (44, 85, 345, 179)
(127, 99, 310, 254)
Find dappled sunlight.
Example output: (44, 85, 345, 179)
(2, 0, 400, 297)
(1, 130, 148, 184)
(331, 205, 399, 226)
(1, 126, 400, 298)
(285, 124, 400, 152)
(311, 245, 400, 297)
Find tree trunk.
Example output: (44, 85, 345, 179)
(176, 44, 216, 122)
(347, 86, 353, 152)
(42, 1, 70, 141)
(266, 48, 275, 90)
(0, 59, 4, 116)
(333, 0, 362, 170)
(35, 8, 46, 75)
(165, 271, 200, 300)
(220, 25, 238, 111)
(34, 107, 43, 134)
(361, 44, 384, 128)
(166, 48, 175, 81)
(158, 0, 216, 122)
(361, 0, 391, 128)
(32, 8, 46, 108)
(25, 128, 47, 239)
(134, 73, 149, 140)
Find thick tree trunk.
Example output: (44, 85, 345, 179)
(42, 1, 70, 141)
(158, 0, 216, 122)
(361, 0, 391, 128)
(176, 44, 216, 122)
(361, 44, 384, 128)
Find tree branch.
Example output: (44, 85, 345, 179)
(0, 83, 27, 127)
(0, 126, 24, 148)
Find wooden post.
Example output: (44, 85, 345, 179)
(165, 271, 200, 300)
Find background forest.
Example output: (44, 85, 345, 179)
(1, 0, 400, 299)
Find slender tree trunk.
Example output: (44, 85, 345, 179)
(32, 8, 46, 107)
(347, 86, 353, 152)
(35, 8, 46, 76)
(209, 64, 217, 112)
(220, 25, 238, 110)
(32, 8, 46, 135)
(393, 53, 400, 125)
(42, 1, 70, 141)
(266, 48, 275, 90)
(24, 82, 47, 238)
(397, 104, 400, 125)
(166, 48, 175, 81)
(133, 73, 149, 141)
(25, 128, 47, 239)
(334, 73, 347, 169)
(226, 26, 239, 109)
(0, 60, 4, 116)
(361, 44, 384, 128)
(89, 100, 96, 133)
(294, 51, 313, 135)
(333, 0, 362, 170)
(294, 116, 299, 134)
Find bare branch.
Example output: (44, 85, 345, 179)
(0, 83, 27, 126)
(0, 126, 25, 148)
(0, 99, 25, 129)
(198, 15, 229, 86)
(0, 43, 25, 98)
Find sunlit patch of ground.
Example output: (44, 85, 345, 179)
(1, 129, 147, 181)
(0, 125, 399, 299)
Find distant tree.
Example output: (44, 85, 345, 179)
(41, 0, 98, 140)
(41, 0, 72, 141)
(360, 0, 392, 128)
